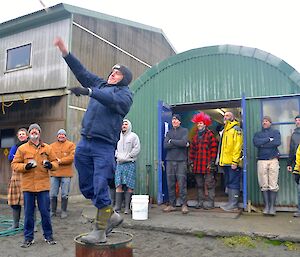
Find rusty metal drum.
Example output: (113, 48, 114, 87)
(74, 231, 133, 257)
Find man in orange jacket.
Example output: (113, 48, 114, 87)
(12, 123, 58, 248)
(50, 129, 76, 219)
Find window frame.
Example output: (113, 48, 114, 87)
(5, 43, 32, 72)
(261, 95, 300, 157)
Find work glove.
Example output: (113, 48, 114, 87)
(69, 87, 90, 97)
(25, 162, 35, 170)
(208, 161, 216, 172)
(43, 160, 53, 170)
(294, 173, 300, 185)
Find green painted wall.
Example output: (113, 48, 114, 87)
(128, 45, 300, 206)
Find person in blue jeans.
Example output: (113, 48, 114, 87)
(50, 129, 76, 219)
(218, 112, 243, 212)
(54, 37, 133, 244)
(11, 123, 58, 248)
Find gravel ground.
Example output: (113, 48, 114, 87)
(1, 203, 300, 257)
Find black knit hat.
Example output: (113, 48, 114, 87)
(112, 64, 133, 86)
(172, 114, 182, 122)
(295, 114, 300, 119)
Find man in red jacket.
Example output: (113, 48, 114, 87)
(189, 112, 218, 209)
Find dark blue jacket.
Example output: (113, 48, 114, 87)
(64, 53, 133, 145)
(8, 145, 18, 162)
(253, 127, 281, 160)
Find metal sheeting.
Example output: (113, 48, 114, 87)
(0, 19, 70, 95)
(246, 99, 298, 206)
(128, 45, 300, 204)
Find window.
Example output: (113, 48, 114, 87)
(6, 44, 31, 71)
(262, 96, 300, 156)
(0, 129, 15, 148)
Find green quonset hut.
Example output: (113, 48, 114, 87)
(128, 44, 300, 210)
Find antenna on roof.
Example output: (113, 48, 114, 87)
(38, 0, 50, 13)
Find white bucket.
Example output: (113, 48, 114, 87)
(131, 195, 149, 220)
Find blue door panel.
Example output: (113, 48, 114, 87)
(157, 100, 172, 204)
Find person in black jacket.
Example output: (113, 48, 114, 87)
(287, 115, 300, 171)
(163, 114, 189, 214)
(287, 114, 300, 217)
(54, 37, 133, 244)
(253, 116, 281, 216)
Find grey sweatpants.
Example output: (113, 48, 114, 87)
(166, 161, 187, 206)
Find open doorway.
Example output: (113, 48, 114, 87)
(171, 100, 242, 206)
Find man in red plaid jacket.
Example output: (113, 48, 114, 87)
(189, 112, 218, 209)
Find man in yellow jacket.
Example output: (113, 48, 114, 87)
(293, 145, 300, 217)
(12, 123, 58, 248)
(50, 129, 76, 219)
(218, 112, 243, 211)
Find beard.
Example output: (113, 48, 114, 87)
(29, 134, 39, 140)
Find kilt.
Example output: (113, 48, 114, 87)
(115, 162, 136, 189)
(7, 171, 23, 206)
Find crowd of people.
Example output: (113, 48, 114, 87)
(6, 36, 300, 249)
(162, 112, 300, 219)
(8, 112, 300, 248)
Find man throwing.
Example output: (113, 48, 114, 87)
(54, 37, 133, 244)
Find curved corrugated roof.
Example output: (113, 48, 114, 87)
(127, 44, 300, 198)
(131, 44, 300, 99)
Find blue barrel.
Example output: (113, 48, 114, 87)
(74, 231, 133, 257)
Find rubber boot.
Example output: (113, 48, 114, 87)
(221, 189, 239, 211)
(9, 207, 21, 229)
(80, 206, 113, 244)
(105, 211, 123, 235)
(262, 191, 269, 215)
(124, 192, 132, 214)
(61, 197, 68, 219)
(195, 188, 204, 209)
(294, 185, 300, 217)
(203, 187, 215, 210)
(109, 188, 116, 207)
(114, 192, 123, 213)
(50, 197, 57, 217)
(268, 191, 277, 216)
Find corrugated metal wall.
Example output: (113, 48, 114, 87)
(128, 45, 300, 205)
(246, 98, 298, 206)
(0, 19, 70, 95)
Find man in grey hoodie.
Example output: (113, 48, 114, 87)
(114, 119, 141, 214)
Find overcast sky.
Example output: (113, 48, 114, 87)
(1, 0, 300, 72)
